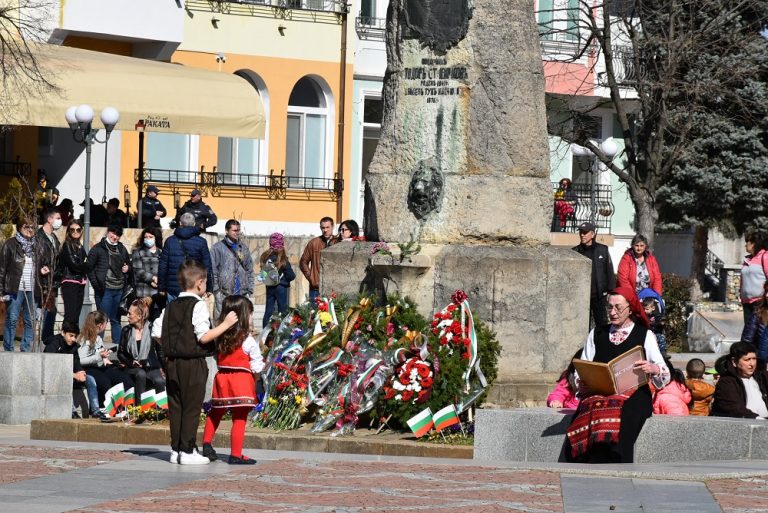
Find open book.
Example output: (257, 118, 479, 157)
(573, 345, 648, 396)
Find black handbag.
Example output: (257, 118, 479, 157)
(118, 285, 136, 316)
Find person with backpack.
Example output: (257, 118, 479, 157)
(259, 232, 295, 327)
(158, 212, 213, 302)
(211, 220, 254, 318)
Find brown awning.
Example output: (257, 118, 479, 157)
(1, 44, 265, 139)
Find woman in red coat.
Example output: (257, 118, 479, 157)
(617, 234, 663, 295)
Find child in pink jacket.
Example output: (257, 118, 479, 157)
(547, 353, 581, 409)
(653, 365, 691, 415)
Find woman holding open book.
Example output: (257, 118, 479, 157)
(565, 286, 670, 463)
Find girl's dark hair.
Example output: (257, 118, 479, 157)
(217, 295, 253, 356)
(260, 248, 287, 270)
(135, 227, 163, 251)
(558, 178, 572, 188)
(729, 341, 757, 362)
(665, 358, 685, 385)
(339, 219, 360, 238)
(560, 348, 583, 389)
(65, 219, 83, 246)
(745, 229, 767, 251)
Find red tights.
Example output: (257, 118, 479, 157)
(203, 407, 249, 457)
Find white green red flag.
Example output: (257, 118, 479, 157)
(154, 390, 168, 410)
(123, 387, 136, 408)
(432, 405, 460, 432)
(140, 389, 157, 411)
(406, 407, 433, 438)
(103, 383, 125, 416)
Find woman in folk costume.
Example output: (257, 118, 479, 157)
(564, 286, 670, 463)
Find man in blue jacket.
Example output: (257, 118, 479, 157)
(158, 213, 213, 302)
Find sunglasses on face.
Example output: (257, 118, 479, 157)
(69, 227, 82, 233)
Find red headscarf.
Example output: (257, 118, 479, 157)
(611, 286, 650, 328)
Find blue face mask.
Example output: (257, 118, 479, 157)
(143, 238, 155, 248)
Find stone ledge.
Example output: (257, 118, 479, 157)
(30, 420, 473, 459)
(474, 408, 768, 463)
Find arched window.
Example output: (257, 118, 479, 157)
(285, 76, 334, 186)
(217, 70, 269, 184)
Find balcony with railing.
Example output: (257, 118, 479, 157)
(0, 159, 32, 177)
(187, 0, 348, 16)
(135, 167, 343, 200)
(550, 182, 614, 233)
(355, 16, 386, 40)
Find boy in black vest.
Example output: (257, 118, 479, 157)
(152, 260, 238, 465)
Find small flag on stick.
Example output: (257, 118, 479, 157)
(406, 407, 433, 438)
(140, 389, 157, 411)
(123, 387, 136, 408)
(432, 405, 460, 432)
(154, 390, 168, 410)
(103, 383, 125, 416)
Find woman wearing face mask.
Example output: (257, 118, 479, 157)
(131, 227, 164, 322)
(0, 216, 38, 352)
(58, 220, 89, 325)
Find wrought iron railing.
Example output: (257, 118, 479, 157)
(611, 44, 643, 84)
(705, 249, 725, 277)
(550, 182, 614, 233)
(0, 159, 32, 177)
(355, 16, 386, 40)
(190, 0, 347, 14)
(135, 168, 343, 199)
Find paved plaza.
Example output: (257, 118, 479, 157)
(0, 426, 767, 512)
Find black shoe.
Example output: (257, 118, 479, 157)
(228, 455, 256, 465)
(91, 410, 109, 422)
(202, 443, 218, 462)
(71, 411, 81, 419)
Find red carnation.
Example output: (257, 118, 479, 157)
(417, 389, 429, 403)
(384, 387, 396, 400)
(440, 336, 449, 346)
(401, 390, 414, 401)
(451, 290, 468, 305)
(420, 376, 433, 388)
(462, 352, 471, 360)
(417, 365, 431, 378)
(399, 373, 411, 385)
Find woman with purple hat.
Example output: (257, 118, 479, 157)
(259, 232, 295, 327)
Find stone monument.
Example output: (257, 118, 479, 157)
(321, 0, 591, 405)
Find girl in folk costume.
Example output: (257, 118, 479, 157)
(201, 295, 264, 465)
(564, 286, 670, 463)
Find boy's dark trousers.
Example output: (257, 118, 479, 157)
(166, 357, 208, 453)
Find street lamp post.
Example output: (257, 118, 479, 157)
(65, 104, 120, 325)
(571, 138, 618, 226)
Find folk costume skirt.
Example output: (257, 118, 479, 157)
(210, 369, 256, 409)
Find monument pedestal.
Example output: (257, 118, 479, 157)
(321, 242, 590, 405)
(0, 353, 72, 424)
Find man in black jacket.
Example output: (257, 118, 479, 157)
(572, 221, 615, 328)
(36, 207, 62, 340)
(87, 225, 131, 344)
(138, 185, 167, 229)
(174, 189, 217, 232)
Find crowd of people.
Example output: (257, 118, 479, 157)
(549, 222, 768, 463)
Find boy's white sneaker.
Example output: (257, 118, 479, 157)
(179, 449, 210, 465)
(169, 450, 179, 464)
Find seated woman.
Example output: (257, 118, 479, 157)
(565, 287, 670, 463)
(117, 299, 165, 401)
(711, 341, 768, 418)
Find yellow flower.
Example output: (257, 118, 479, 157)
(268, 397, 278, 405)
(295, 395, 302, 405)
(319, 311, 333, 326)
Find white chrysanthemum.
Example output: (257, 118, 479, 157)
(393, 381, 405, 391)
(413, 383, 422, 392)
(395, 394, 402, 401)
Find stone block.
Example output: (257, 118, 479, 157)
(634, 415, 755, 463)
(747, 423, 768, 460)
(0, 353, 72, 424)
(30, 419, 78, 441)
(78, 422, 126, 444)
(43, 395, 73, 420)
(41, 354, 73, 395)
(474, 408, 528, 461)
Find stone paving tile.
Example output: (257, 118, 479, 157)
(707, 477, 768, 513)
(73, 459, 564, 513)
(0, 445, 134, 485)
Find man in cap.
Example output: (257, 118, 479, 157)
(572, 221, 615, 328)
(174, 189, 217, 232)
(138, 185, 167, 228)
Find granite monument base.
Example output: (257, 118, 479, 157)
(0, 353, 73, 424)
(475, 408, 768, 463)
(320, 242, 590, 402)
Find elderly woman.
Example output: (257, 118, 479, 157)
(616, 234, 663, 295)
(117, 299, 165, 401)
(565, 286, 670, 463)
(711, 342, 768, 418)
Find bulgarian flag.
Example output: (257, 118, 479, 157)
(154, 390, 168, 410)
(432, 405, 460, 432)
(406, 407, 433, 438)
(140, 389, 157, 411)
(103, 383, 124, 416)
(123, 387, 136, 408)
